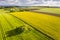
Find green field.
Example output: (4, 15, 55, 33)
(0, 10, 54, 40)
(35, 8, 60, 14)
(0, 7, 60, 40)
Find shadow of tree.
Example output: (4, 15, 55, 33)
(6, 26, 24, 37)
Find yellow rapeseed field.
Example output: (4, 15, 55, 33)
(11, 11, 60, 40)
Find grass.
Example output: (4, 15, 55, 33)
(0, 13, 24, 40)
(36, 8, 60, 14)
(0, 10, 53, 40)
(11, 11, 60, 40)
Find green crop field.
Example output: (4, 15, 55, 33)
(0, 7, 60, 40)
(38, 8, 60, 14)
(0, 9, 54, 40)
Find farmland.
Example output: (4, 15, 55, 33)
(0, 9, 54, 40)
(33, 8, 60, 14)
(0, 7, 60, 40)
(11, 11, 60, 40)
